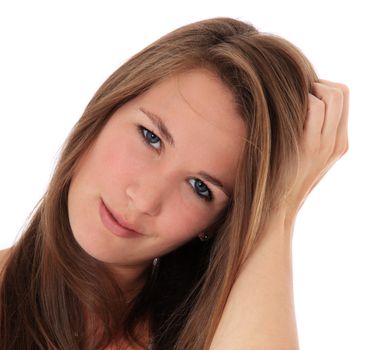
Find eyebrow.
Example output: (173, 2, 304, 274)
(139, 107, 175, 147)
(138, 107, 230, 197)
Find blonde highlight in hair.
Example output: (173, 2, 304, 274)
(1, 17, 318, 349)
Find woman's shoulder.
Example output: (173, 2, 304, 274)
(0, 247, 12, 272)
(0, 247, 13, 286)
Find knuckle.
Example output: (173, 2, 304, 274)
(336, 83, 350, 97)
(329, 87, 344, 101)
(335, 143, 346, 155)
(313, 98, 326, 112)
(319, 80, 350, 97)
(335, 140, 349, 156)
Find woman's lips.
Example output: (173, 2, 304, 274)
(99, 199, 143, 238)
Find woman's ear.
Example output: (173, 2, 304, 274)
(198, 232, 210, 241)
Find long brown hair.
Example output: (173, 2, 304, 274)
(0, 17, 318, 349)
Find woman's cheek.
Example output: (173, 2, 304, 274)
(165, 186, 211, 235)
(107, 133, 149, 173)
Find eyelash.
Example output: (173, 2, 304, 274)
(136, 125, 214, 202)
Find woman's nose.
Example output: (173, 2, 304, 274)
(125, 176, 165, 216)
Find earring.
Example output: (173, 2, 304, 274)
(153, 257, 159, 266)
(151, 257, 160, 277)
(198, 232, 209, 241)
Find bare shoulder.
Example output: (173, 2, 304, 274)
(0, 247, 12, 271)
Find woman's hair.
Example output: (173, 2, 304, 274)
(0, 17, 318, 349)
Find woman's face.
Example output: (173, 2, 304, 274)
(67, 68, 246, 276)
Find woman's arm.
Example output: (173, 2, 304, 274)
(210, 80, 349, 350)
(210, 209, 298, 349)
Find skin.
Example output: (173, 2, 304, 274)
(210, 80, 349, 349)
(67, 68, 246, 295)
(0, 78, 348, 349)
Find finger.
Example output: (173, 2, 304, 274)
(318, 79, 349, 155)
(312, 82, 344, 137)
(302, 93, 324, 153)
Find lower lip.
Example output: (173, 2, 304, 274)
(99, 199, 142, 238)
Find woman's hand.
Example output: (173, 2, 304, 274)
(211, 80, 350, 350)
(211, 82, 349, 350)
(280, 80, 350, 222)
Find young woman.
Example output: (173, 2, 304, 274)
(0, 17, 348, 349)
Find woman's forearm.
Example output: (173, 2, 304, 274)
(210, 209, 298, 350)
(209, 80, 348, 350)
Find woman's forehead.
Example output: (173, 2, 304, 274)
(134, 68, 247, 141)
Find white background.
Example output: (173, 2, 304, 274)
(0, 1, 367, 349)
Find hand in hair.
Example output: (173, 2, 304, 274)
(275, 79, 349, 224)
(210, 79, 349, 350)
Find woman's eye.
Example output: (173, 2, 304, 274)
(137, 125, 214, 203)
(138, 126, 161, 150)
(189, 178, 213, 202)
